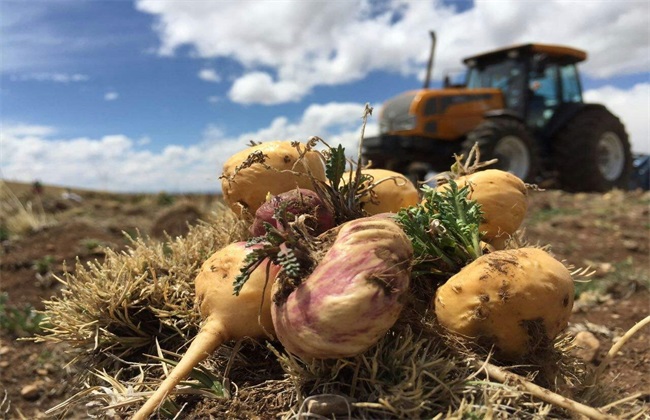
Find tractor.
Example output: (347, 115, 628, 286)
(362, 32, 632, 191)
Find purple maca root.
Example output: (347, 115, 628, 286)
(250, 188, 335, 237)
(270, 215, 413, 360)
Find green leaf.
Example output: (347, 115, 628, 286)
(276, 246, 301, 279)
(395, 180, 483, 278)
(150, 355, 225, 397)
(326, 144, 347, 190)
(232, 248, 268, 296)
(185, 365, 225, 395)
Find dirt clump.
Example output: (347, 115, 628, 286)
(150, 202, 204, 240)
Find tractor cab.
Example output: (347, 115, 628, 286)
(462, 44, 587, 133)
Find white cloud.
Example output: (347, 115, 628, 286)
(584, 83, 650, 155)
(213, 102, 378, 177)
(198, 68, 221, 82)
(9, 72, 89, 83)
(1, 123, 56, 137)
(228, 72, 308, 105)
(207, 96, 220, 104)
(238, 102, 377, 146)
(104, 91, 119, 101)
(136, 0, 649, 104)
(0, 102, 376, 192)
(137, 136, 152, 146)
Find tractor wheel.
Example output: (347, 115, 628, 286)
(463, 117, 539, 182)
(552, 108, 631, 192)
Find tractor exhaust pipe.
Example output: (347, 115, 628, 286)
(423, 31, 436, 89)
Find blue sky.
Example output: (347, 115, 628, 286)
(1, 0, 649, 192)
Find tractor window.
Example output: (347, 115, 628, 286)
(527, 64, 559, 128)
(466, 59, 525, 114)
(560, 64, 582, 103)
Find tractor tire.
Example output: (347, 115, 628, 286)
(463, 117, 539, 182)
(552, 108, 631, 192)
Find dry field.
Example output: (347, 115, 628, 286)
(1, 180, 648, 418)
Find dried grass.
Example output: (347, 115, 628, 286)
(0, 180, 55, 237)
(35, 205, 247, 372)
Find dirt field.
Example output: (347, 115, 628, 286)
(1, 181, 648, 418)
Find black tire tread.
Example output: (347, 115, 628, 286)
(552, 108, 631, 192)
(462, 117, 539, 182)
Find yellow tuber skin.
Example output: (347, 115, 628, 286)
(434, 247, 574, 360)
(221, 141, 326, 216)
(345, 168, 420, 215)
(437, 169, 528, 249)
(133, 242, 280, 420)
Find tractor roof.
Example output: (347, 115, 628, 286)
(463, 43, 587, 65)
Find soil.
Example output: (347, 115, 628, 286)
(1, 182, 648, 418)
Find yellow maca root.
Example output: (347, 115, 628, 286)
(437, 169, 528, 249)
(434, 247, 574, 360)
(221, 141, 326, 216)
(133, 242, 280, 420)
(344, 168, 419, 214)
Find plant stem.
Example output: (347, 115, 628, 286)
(476, 360, 616, 420)
(591, 314, 650, 384)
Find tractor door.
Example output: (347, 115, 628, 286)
(526, 62, 583, 131)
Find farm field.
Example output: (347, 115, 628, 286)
(1, 180, 648, 418)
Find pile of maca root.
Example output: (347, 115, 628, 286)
(133, 136, 578, 420)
